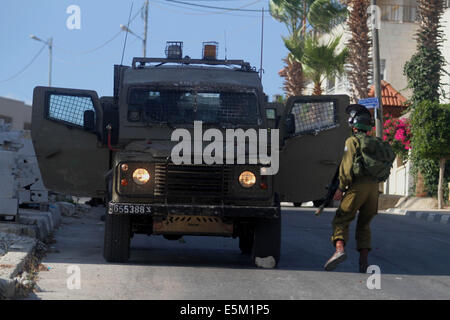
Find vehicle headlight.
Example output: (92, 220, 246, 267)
(239, 171, 256, 188)
(132, 168, 150, 185)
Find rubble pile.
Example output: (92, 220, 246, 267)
(0, 120, 48, 219)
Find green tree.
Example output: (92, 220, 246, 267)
(270, 0, 347, 96)
(290, 35, 348, 95)
(404, 0, 446, 105)
(403, 0, 447, 202)
(410, 101, 450, 208)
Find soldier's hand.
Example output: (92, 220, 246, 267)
(333, 189, 344, 201)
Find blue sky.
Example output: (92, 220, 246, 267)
(0, 0, 289, 105)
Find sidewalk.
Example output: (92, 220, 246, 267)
(380, 195, 450, 225)
(383, 208, 450, 225)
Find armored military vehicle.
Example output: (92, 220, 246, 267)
(31, 41, 349, 267)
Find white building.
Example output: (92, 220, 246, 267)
(0, 97, 32, 131)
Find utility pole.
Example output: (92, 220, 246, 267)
(143, 0, 149, 57)
(48, 37, 53, 87)
(30, 35, 53, 87)
(371, 0, 383, 138)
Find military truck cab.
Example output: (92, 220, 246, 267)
(31, 42, 349, 268)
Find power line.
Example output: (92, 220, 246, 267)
(54, 8, 143, 56)
(165, 0, 265, 11)
(0, 44, 46, 83)
(153, 0, 271, 17)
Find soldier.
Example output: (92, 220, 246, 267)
(324, 104, 378, 273)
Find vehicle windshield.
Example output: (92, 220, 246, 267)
(127, 88, 259, 125)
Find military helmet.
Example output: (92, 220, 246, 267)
(346, 104, 373, 132)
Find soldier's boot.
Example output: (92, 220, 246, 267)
(359, 248, 369, 273)
(324, 240, 347, 271)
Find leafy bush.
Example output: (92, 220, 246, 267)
(410, 101, 450, 201)
(410, 101, 450, 160)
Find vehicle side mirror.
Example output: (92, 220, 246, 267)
(285, 113, 295, 135)
(83, 110, 95, 131)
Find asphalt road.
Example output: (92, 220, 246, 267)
(27, 206, 450, 300)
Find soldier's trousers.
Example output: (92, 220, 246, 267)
(331, 178, 379, 251)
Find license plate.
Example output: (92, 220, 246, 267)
(108, 203, 152, 214)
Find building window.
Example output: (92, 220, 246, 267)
(380, 1, 418, 23)
(0, 114, 13, 124)
(23, 122, 32, 130)
(380, 59, 386, 81)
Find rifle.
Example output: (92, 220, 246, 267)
(314, 168, 340, 216)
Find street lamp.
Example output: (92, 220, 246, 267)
(120, 0, 149, 57)
(120, 24, 146, 58)
(30, 34, 53, 87)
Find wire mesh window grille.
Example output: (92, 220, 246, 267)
(291, 101, 337, 134)
(128, 89, 259, 125)
(48, 94, 95, 126)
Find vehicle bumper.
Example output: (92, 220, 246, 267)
(107, 202, 279, 218)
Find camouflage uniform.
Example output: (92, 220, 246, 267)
(331, 134, 379, 251)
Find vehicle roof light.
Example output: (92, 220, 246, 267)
(165, 41, 183, 59)
(202, 41, 218, 60)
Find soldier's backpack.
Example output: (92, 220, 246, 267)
(353, 134, 396, 182)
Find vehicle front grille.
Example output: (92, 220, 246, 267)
(154, 163, 231, 203)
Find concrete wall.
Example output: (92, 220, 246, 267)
(384, 155, 413, 196)
(0, 97, 32, 131)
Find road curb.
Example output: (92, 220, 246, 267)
(384, 208, 450, 225)
(0, 204, 62, 299)
(0, 235, 37, 299)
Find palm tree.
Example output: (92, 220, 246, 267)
(344, 0, 371, 102)
(270, 0, 306, 97)
(294, 35, 349, 95)
(270, 0, 347, 97)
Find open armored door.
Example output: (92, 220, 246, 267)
(31, 86, 109, 197)
(275, 95, 350, 203)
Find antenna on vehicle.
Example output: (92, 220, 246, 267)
(224, 30, 227, 61)
(120, 2, 134, 66)
(259, 7, 264, 80)
(115, 2, 134, 104)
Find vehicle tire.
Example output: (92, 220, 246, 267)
(103, 213, 131, 262)
(313, 199, 324, 208)
(239, 226, 254, 255)
(293, 202, 302, 207)
(251, 214, 281, 268)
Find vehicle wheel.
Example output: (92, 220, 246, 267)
(293, 202, 302, 207)
(239, 227, 254, 255)
(251, 214, 281, 268)
(103, 213, 131, 262)
(313, 199, 324, 208)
